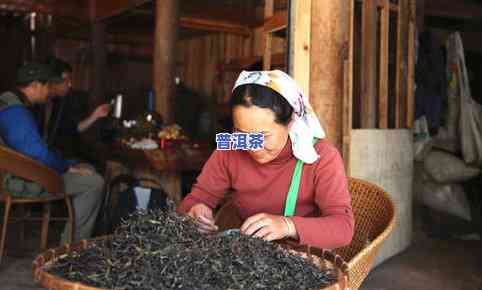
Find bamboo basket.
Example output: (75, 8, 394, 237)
(33, 236, 349, 290)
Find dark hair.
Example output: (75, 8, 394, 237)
(230, 84, 293, 125)
(50, 57, 72, 76)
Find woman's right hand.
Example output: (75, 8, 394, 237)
(187, 203, 219, 233)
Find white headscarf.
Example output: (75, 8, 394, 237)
(233, 70, 326, 164)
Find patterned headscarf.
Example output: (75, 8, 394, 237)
(233, 70, 326, 164)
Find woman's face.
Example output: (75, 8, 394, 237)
(232, 104, 290, 164)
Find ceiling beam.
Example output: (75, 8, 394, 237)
(179, 16, 251, 36)
(93, 0, 151, 21)
(425, 0, 482, 20)
(0, 0, 88, 23)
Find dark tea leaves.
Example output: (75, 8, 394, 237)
(46, 201, 338, 290)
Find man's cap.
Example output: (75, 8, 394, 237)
(16, 62, 55, 84)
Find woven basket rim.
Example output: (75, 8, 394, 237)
(33, 236, 349, 290)
(345, 177, 397, 268)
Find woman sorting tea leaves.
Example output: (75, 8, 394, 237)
(177, 70, 354, 249)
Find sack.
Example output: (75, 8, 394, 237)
(2, 173, 47, 198)
(420, 181, 471, 221)
(424, 150, 480, 183)
(96, 174, 169, 235)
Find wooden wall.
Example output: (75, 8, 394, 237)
(55, 39, 152, 118)
(176, 26, 286, 105)
(53, 21, 287, 120)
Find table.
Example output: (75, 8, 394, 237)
(85, 138, 212, 204)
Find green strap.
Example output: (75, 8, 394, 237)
(283, 138, 318, 217)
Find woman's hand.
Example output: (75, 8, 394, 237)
(187, 203, 219, 233)
(240, 213, 297, 241)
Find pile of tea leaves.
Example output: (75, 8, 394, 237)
(46, 201, 338, 290)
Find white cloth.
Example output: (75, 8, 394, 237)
(233, 70, 326, 163)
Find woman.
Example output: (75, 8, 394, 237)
(177, 70, 354, 249)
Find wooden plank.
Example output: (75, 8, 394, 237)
(390, 3, 399, 12)
(180, 16, 251, 36)
(361, 0, 377, 128)
(93, 0, 150, 21)
(379, 0, 390, 129)
(263, 0, 274, 70)
(343, 0, 354, 171)
(289, 0, 311, 97)
(395, 0, 404, 128)
(180, 0, 262, 27)
(406, 0, 416, 128)
(223, 53, 285, 71)
(263, 10, 288, 33)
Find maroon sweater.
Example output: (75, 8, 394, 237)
(177, 139, 354, 249)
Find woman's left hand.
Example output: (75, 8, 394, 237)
(240, 213, 294, 241)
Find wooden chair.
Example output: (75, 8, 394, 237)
(0, 145, 74, 264)
(214, 177, 396, 290)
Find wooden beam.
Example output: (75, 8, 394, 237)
(263, 0, 274, 70)
(180, 0, 262, 27)
(425, 0, 482, 20)
(153, 0, 179, 123)
(179, 16, 251, 36)
(309, 0, 350, 151)
(0, 0, 88, 23)
(379, 0, 389, 129)
(263, 10, 288, 33)
(289, 0, 311, 98)
(361, 0, 377, 128)
(93, 0, 150, 21)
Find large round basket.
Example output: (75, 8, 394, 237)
(33, 237, 349, 290)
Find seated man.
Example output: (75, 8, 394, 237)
(0, 62, 104, 243)
(46, 58, 110, 164)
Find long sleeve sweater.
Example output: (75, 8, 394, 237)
(177, 138, 354, 249)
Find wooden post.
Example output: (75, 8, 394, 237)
(342, 0, 354, 171)
(153, 0, 180, 123)
(263, 0, 274, 70)
(91, 22, 106, 108)
(407, 0, 417, 128)
(396, 0, 409, 128)
(308, 0, 351, 151)
(379, 0, 390, 129)
(289, 0, 311, 97)
(90, 0, 106, 108)
(361, 0, 377, 128)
